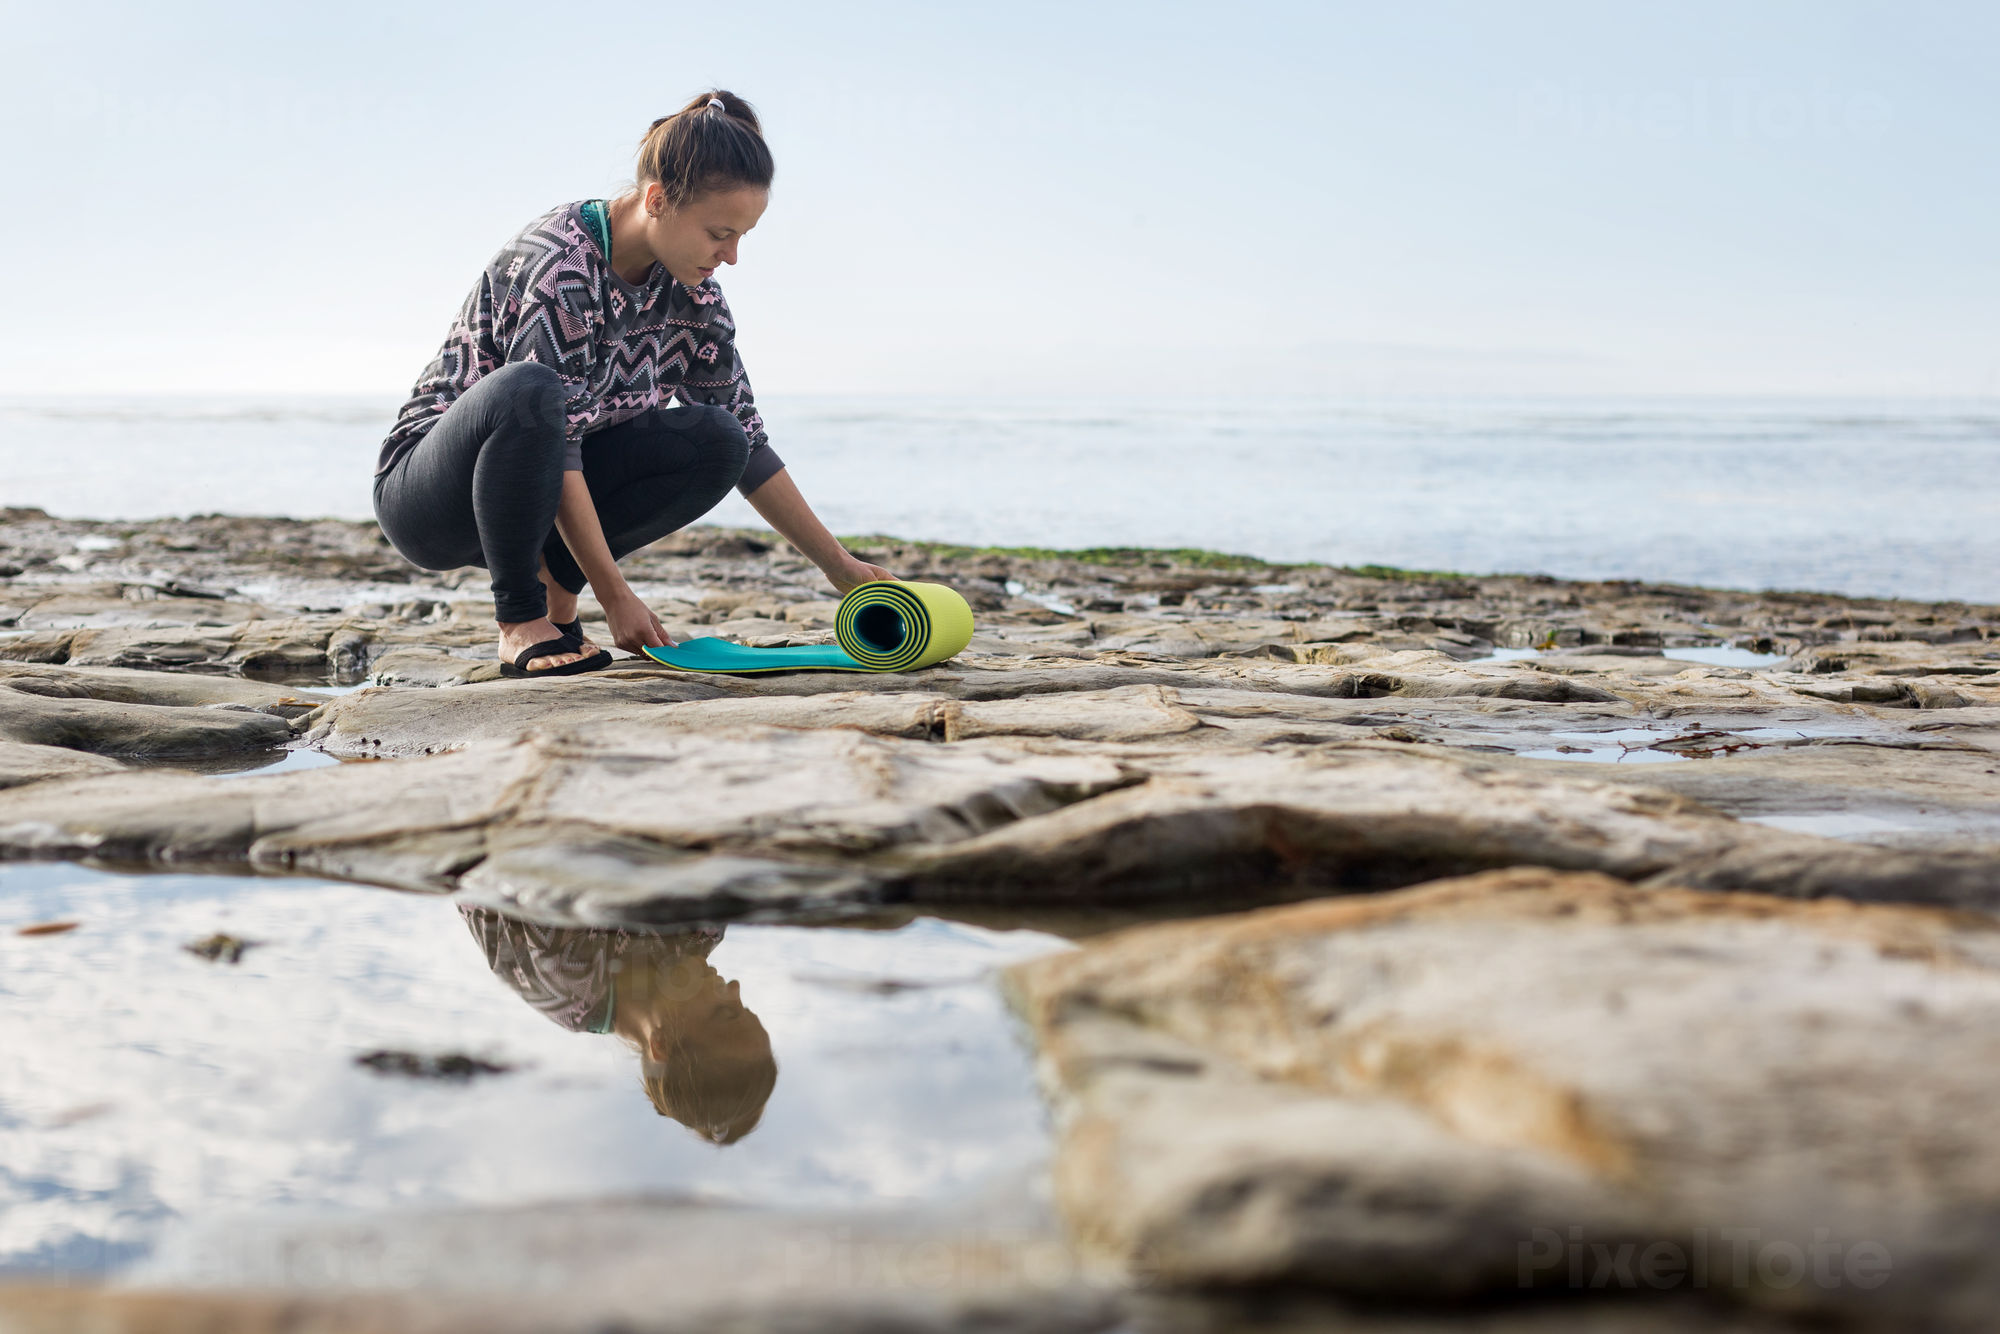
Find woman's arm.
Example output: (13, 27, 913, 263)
(675, 283, 891, 594)
(743, 468, 895, 593)
(554, 471, 671, 651)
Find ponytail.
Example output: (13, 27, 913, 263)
(636, 89, 774, 209)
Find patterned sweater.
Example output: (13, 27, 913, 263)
(460, 905, 724, 1035)
(376, 199, 783, 491)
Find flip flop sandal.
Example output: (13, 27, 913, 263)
(499, 633, 613, 679)
(552, 617, 618, 667)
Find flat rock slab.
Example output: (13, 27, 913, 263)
(1120, 1293, 1813, 1333)
(4, 515, 1999, 1330)
(0, 616, 1994, 923)
(12, 1186, 1810, 1334)
(0, 681, 293, 758)
(0, 662, 326, 713)
(33, 1188, 1116, 1334)
(1589, 743, 2000, 849)
(2, 716, 1994, 924)
(0, 738, 125, 789)
(0, 614, 447, 680)
(1006, 868, 2000, 1326)
(6, 589, 278, 630)
(298, 672, 742, 757)
(0, 1285, 1871, 1334)
(8, 511, 2000, 693)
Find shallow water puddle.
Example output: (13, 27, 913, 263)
(1745, 813, 1927, 839)
(211, 747, 345, 778)
(310, 681, 381, 697)
(1738, 808, 2000, 845)
(1002, 579, 1077, 616)
(238, 677, 376, 697)
(0, 863, 1066, 1279)
(1519, 727, 1695, 764)
(1660, 646, 1789, 668)
(125, 747, 352, 779)
(1517, 746, 1690, 764)
(1726, 724, 1873, 744)
(1471, 646, 1789, 668)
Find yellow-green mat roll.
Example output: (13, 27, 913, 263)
(641, 580, 974, 675)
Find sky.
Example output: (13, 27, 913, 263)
(1, 0, 1995, 399)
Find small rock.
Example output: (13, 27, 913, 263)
(141, 575, 232, 600)
(183, 932, 260, 964)
(354, 1050, 515, 1081)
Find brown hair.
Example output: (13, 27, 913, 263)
(636, 89, 775, 210)
(623, 950, 778, 1145)
(641, 1040, 778, 1145)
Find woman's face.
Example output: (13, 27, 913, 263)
(642, 184, 769, 286)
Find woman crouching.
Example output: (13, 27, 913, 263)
(373, 90, 893, 678)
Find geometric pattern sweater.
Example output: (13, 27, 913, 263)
(459, 904, 724, 1035)
(375, 199, 782, 492)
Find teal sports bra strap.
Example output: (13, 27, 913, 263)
(580, 199, 612, 260)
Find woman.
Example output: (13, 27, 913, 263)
(374, 90, 894, 677)
(460, 906, 777, 1144)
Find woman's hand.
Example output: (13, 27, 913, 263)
(828, 556, 897, 595)
(601, 588, 673, 654)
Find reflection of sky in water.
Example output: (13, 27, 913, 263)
(211, 748, 344, 778)
(1660, 647, 1789, 669)
(1471, 647, 1789, 667)
(0, 864, 1068, 1279)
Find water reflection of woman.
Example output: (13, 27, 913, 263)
(459, 907, 776, 1144)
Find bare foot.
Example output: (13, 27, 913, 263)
(497, 617, 597, 672)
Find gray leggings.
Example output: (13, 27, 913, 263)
(373, 362, 750, 622)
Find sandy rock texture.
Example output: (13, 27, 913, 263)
(2, 511, 1996, 922)
(0, 1174, 1830, 1334)
(0, 1186, 1111, 1334)
(2, 510, 1998, 1330)
(0, 684, 1994, 924)
(1007, 867, 2000, 1327)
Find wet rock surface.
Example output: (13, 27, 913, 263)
(2, 509, 1997, 1329)
(1, 513, 1994, 921)
(6, 1188, 1118, 1334)
(1007, 867, 2000, 1327)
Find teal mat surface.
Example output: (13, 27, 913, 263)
(641, 636, 875, 674)
(640, 580, 976, 676)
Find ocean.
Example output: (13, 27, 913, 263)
(3, 394, 1996, 604)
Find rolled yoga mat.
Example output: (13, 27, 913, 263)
(640, 580, 975, 675)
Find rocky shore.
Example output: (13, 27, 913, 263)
(2, 506, 1998, 1331)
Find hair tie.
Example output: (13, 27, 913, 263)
(705, 97, 725, 113)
